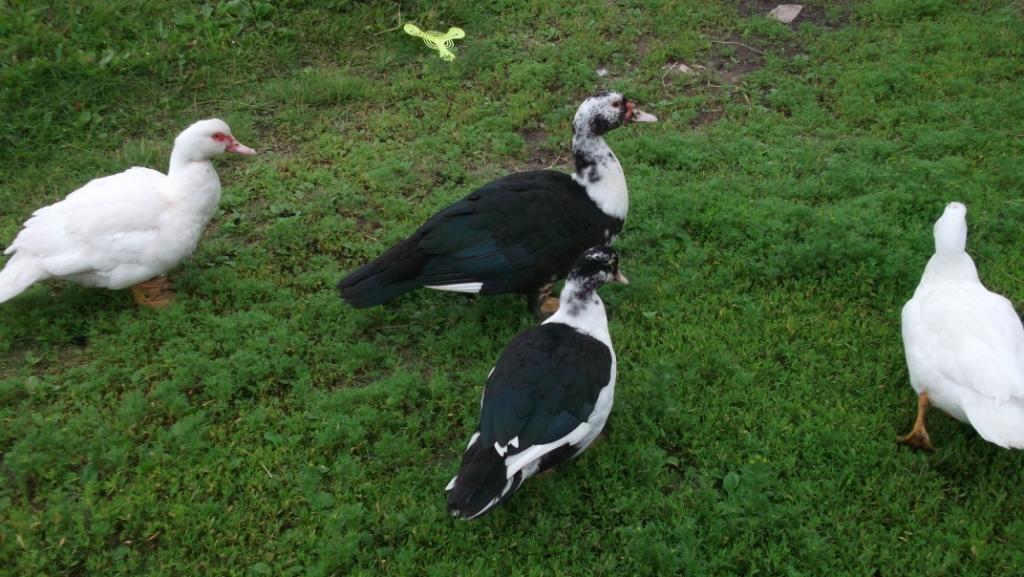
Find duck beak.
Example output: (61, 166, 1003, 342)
(625, 101, 657, 123)
(227, 138, 256, 155)
(613, 270, 630, 284)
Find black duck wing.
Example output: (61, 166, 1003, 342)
(338, 170, 619, 307)
(445, 323, 613, 519)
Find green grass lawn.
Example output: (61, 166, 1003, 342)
(3, 0, 1024, 574)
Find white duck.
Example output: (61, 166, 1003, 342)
(899, 201, 1024, 450)
(0, 119, 255, 307)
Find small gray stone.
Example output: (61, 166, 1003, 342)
(670, 62, 697, 75)
(769, 4, 803, 24)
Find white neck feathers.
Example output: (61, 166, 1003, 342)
(544, 279, 612, 347)
(920, 252, 980, 286)
(571, 133, 628, 220)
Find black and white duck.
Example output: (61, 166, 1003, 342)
(337, 91, 654, 317)
(445, 246, 627, 519)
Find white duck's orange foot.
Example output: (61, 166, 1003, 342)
(897, 392, 935, 452)
(897, 427, 934, 452)
(131, 276, 175, 308)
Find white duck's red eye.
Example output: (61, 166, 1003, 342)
(212, 132, 228, 142)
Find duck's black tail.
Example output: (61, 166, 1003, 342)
(337, 239, 429, 308)
(445, 431, 523, 520)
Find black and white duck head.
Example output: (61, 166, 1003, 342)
(565, 245, 629, 292)
(547, 246, 629, 332)
(571, 92, 656, 220)
(573, 91, 658, 138)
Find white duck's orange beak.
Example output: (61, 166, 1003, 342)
(227, 137, 256, 155)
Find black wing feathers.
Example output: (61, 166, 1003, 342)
(338, 170, 622, 306)
(447, 323, 612, 519)
(480, 323, 611, 452)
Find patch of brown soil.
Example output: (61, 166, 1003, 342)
(691, 107, 727, 129)
(514, 126, 571, 171)
(521, 126, 548, 151)
(634, 34, 655, 62)
(705, 39, 766, 85)
(736, 0, 783, 18)
(736, 1, 852, 29)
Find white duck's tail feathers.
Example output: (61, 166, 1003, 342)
(963, 398, 1024, 449)
(0, 253, 47, 304)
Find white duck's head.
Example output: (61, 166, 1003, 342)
(933, 201, 968, 256)
(573, 91, 657, 137)
(173, 119, 255, 162)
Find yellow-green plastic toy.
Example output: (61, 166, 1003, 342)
(403, 23, 465, 61)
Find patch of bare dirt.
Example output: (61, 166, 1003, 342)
(705, 39, 766, 85)
(658, 36, 766, 95)
(691, 107, 727, 129)
(521, 126, 548, 151)
(661, 0, 855, 129)
(634, 34, 655, 62)
(658, 34, 763, 129)
(514, 126, 571, 171)
(736, 0, 784, 18)
(736, 1, 852, 29)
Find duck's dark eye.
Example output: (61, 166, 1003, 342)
(611, 100, 622, 108)
(212, 132, 227, 141)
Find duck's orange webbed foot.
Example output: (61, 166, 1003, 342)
(131, 276, 175, 308)
(897, 392, 935, 452)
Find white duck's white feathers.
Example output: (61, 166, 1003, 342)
(902, 202, 1024, 448)
(0, 119, 249, 303)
